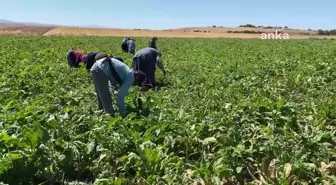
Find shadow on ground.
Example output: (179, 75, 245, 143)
(125, 103, 150, 118)
(137, 81, 171, 92)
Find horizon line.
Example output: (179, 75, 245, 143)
(1, 18, 335, 31)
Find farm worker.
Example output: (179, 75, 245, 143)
(83, 51, 125, 71)
(121, 36, 136, 55)
(132, 47, 167, 88)
(90, 52, 139, 117)
(149, 37, 158, 49)
(66, 50, 86, 68)
(82, 51, 99, 71)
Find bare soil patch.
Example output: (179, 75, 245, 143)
(43, 27, 262, 38)
(0, 25, 335, 39)
(173, 26, 315, 34)
(0, 26, 55, 35)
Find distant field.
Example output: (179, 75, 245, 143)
(1, 25, 336, 39)
(0, 25, 55, 35)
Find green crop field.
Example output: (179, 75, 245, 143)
(0, 36, 336, 185)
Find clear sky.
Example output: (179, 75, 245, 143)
(0, 0, 335, 30)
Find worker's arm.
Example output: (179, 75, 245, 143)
(116, 72, 134, 117)
(156, 54, 167, 75)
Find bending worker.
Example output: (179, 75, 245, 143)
(132, 47, 167, 87)
(82, 51, 99, 71)
(121, 36, 136, 55)
(66, 49, 86, 68)
(90, 52, 141, 117)
(83, 51, 124, 72)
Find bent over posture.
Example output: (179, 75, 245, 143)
(121, 36, 136, 55)
(132, 47, 167, 87)
(82, 51, 99, 71)
(66, 50, 86, 68)
(90, 52, 134, 117)
(83, 51, 124, 72)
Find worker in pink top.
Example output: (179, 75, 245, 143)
(66, 50, 86, 68)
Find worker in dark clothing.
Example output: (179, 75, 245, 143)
(83, 51, 125, 72)
(149, 37, 158, 49)
(121, 36, 136, 55)
(82, 51, 99, 71)
(132, 47, 167, 88)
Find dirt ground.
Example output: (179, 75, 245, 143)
(0, 25, 335, 39)
(0, 26, 55, 35)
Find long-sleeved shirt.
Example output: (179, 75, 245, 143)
(96, 57, 134, 116)
(122, 38, 136, 54)
(132, 47, 165, 85)
(133, 47, 165, 71)
(68, 50, 86, 64)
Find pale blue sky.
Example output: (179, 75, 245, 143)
(0, 0, 335, 30)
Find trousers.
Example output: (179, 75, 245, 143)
(133, 57, 155, 86)
(90, 62, 134, 116)
(90, 63, 114, 114)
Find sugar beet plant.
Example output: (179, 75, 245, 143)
(0, 36, 336, 185)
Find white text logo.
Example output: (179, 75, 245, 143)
(260, 29, 289, 39)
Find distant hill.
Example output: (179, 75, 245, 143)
(0, 19, 318, 32)
(1, 19, 335, 39)
(0, 19, 59, 27)
(0, 19, 19, 25)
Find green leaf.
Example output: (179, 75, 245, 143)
(203, 137, 217, 145)
(236, 166, 243, 173)
(87, 141, 95, 154)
